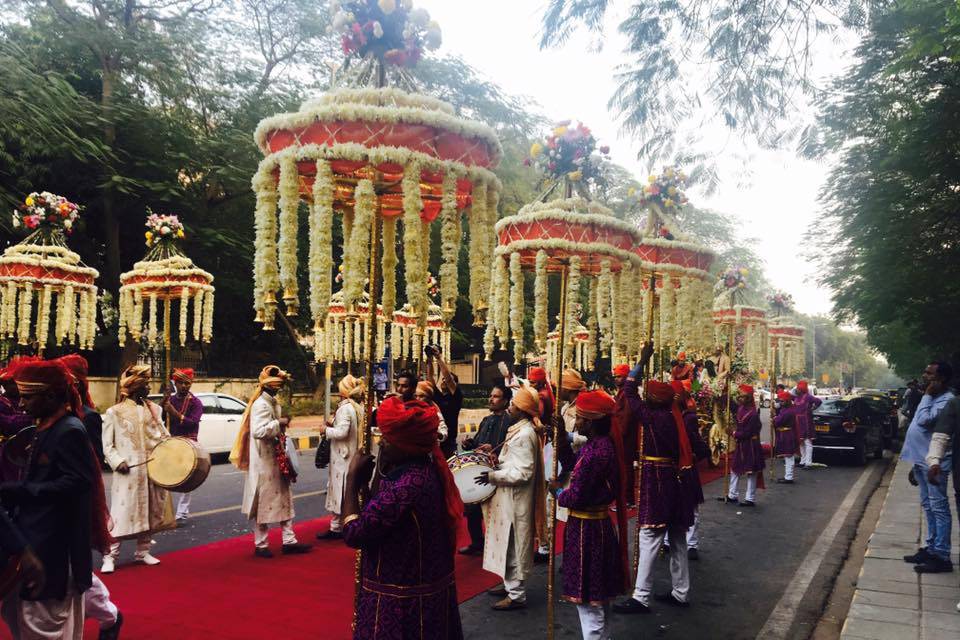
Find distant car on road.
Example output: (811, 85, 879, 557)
(148, 392, 248, 457)
(812, 394, 897, 465)
(757, 388, 772, 408)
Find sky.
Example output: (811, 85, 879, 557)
(417, 0, 856, 317)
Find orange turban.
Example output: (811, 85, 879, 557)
(575, 389, 616, 419)
(119, 364, 152, 397)
(528, 367, 547, 383)
(172, 368, 194, 383)
(612, 364, 630, 377)
(677, 351, 687, 361)
(560, 368, 586, 391)
(512, 385, 542, 426)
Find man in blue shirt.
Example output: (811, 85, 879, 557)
(901, 361, 955, 573)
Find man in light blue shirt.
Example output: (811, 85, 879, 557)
(901, 361, 955, 573)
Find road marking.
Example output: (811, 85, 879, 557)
(756, 464, 876, 639)
(188, 489, 327, 518)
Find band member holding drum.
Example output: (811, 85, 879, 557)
(231, 365, 311, 558)
(316, 374, 365, 541)
(163, 368, 203, 521)
(476, 385, 546, 611)
(0, 359, 111, 639)
(552, 389, 629, 640)
(458, 383, 512, 556)
(101, 364, 174, 573)
(341, 396, 464, 640)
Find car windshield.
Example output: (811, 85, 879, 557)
(815, 399, 848, 416)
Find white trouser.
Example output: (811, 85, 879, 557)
(2, 583, 83, 639)
(329, 514, 342, 533)
(686, 507, 700, 549)
(176, 492, 192, 518)
(633, 527, 689, 605)
(728, 472, 757, 502)
(83, 574, 118, 630)
(503, 534, 526, 602)
(576, 603, 612, 640)
(107, 534, 152, 560)
(253, 520, 297, 548)
(783, 456, 795, 480)
(801, 439, 813, 466)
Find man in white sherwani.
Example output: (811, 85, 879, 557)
(231, 365, 311, 558)
(316, 374, 365, 540)
(477, 385, 546, 611)
(101, 364, 174, 573)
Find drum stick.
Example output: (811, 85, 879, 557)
(128, 458, 154, 468)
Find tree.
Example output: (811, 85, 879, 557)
(808, 0, 960, 377)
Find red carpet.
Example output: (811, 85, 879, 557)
(0, 463, 726, 640)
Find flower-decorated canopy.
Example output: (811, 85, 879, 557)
(319, 289, 386, 364)
(391, 302, 449, 363)
(118, 214, 214, 347)
(768, 320, 806, 376)
(251, 3, 502, 339)
(0, 192, 98, 351)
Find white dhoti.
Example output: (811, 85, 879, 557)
(83, 574, 118, 630)
(576, 603, 612, 640)
(633, 527, 690, 606)
(2, 585, 83, 640)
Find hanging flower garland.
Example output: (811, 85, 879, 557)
(310, 159, 335, 327)
(438, 172, 460, 321)
(533, 250, 548, 348)
(381, 216, 398, 316)
(344, 179, 375, 309)
(509, 252, 524, 364)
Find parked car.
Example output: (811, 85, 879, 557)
(812, 394, 897, 465)
(757, 388, 772, 408)
(148, 392, 248, 457)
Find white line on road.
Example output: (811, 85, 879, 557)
(188, 489, 327, 519)
(756, 464, 876, 639)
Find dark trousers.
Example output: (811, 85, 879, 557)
(465, 503, 484, 549)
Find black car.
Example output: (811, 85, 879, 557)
(812, 395, 898, 465)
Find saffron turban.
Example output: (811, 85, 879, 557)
(120, 364, 152, 396)
(560, 368, 586, 391)
(612, 364, 630, 377)
(512, 385, 541, 423)
(575, 389, 616, 419)
(528, 367, 547, 383)
(796, 380, 809, 393)
(258, 365, 290, 390)
(777, 391, 794, 402)
(16, 359, 83, 418)
(739, 384, 755, 396)
(415, 380, 436, 400)
(172, 368, 194, 383)
(677, 351, 687, 361)
(645, 380, 675, 405)
(0, 356, 41, 382)
(338, 374, 366, 400)
(58, 354, 94, 409)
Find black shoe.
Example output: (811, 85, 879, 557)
(741, 500, 756, 507)
(487, 585, 507, 597)
(776, 478, 794, 484)
(716, 496, 739, 504)
(99, 611, 123, 640)
(903, 548, 931, 564)
(534, 551, 550, 564)
(688, 548, 699, 561)
(458, 545, 482, 556)
(316, 530, 343, 540)
(654, 593, 690, 608)
(281, 543, 312, 555)
(914, 556, 953, 574)
(612, 598, 650, 614)
(254, 548, 274, 558)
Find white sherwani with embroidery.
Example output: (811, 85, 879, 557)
(482, 418, 539, 581)
(324, 399, 359, 516)
(241, 392, 294, 524)
(102, 399, 173, 538)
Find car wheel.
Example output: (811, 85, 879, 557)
(852, 438, 868, 466)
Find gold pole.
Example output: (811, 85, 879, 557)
(164, 297, 172, 432)
(546, 262, 568, 640)
(722, 326, 732, 501)
(769, 336, 778, 482)
(633, 272, 657, 580)
(353, 180, 383, 628)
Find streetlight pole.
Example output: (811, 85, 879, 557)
(811, 321, 816, 385)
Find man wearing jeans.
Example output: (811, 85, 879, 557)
(901, 361, 954, 573)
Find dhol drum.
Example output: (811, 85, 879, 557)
(447, 450, 496, 505)
(147, 437, 211, 492)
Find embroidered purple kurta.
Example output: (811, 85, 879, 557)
(622, 379, 693, 530)
(343, 460, 462, 640)
(793, 393, 823, 440)
(732, 405, 765, 475)
(556, 436, 624, 605)
(773, 405, 801, 457)
(681, 411, 709, 506)
(167, 393, 203, 439)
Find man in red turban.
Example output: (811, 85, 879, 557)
(721, 384, 765, 506)
(612, 363, 639, 504)
(671, 351, 693, 384)
(793, 380, 822, 468)
(773, 391, 801, 484)
(162, 368, 204, 521)
(526, 367, 554, 426)
(1, 360, 109, 639)
(340, 396, 464, 637)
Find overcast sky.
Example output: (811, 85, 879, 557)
(417, 0, 857, 317)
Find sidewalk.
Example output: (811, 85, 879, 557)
(840, 458, 960, 639)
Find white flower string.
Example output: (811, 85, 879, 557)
(563, 256, 581, 366)
(509, 252, 524, 364)
(439, 172, 460, 322)
(277, 156, 300, 313)
(533, 250, 548, 349)
(344, 179, 375, 309)
(402, 163, 426, 322)
(381, 217, 398, 316)
(310, 160, 334, 327)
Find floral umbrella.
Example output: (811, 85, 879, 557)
(117, 213, 214, 349)
(319, 289, 386, 364)
(768, 321, 805, 377)
(0, 192, 98, 353)
(251, 3, 500, 340)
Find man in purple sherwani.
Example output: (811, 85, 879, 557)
(341, 396, 464, 640)
(794, 380, 822, 468)
(774, 391, 802, 484)
(614, 352, 696, 614)
(723, 384, 765, 506)
(163, 368, 204, 521)
(671, 380, 710, 560)
(553, 390, 628, 638)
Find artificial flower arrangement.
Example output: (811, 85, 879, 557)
(12, 192, 81, 234)
(331, 0, 441, 67)
(716, 265, 748, 292)
(767, 291, 795, 315)
(628, 167, 688, 212)
(526, 120, 611, 187)
(144, 211, 185, 247)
